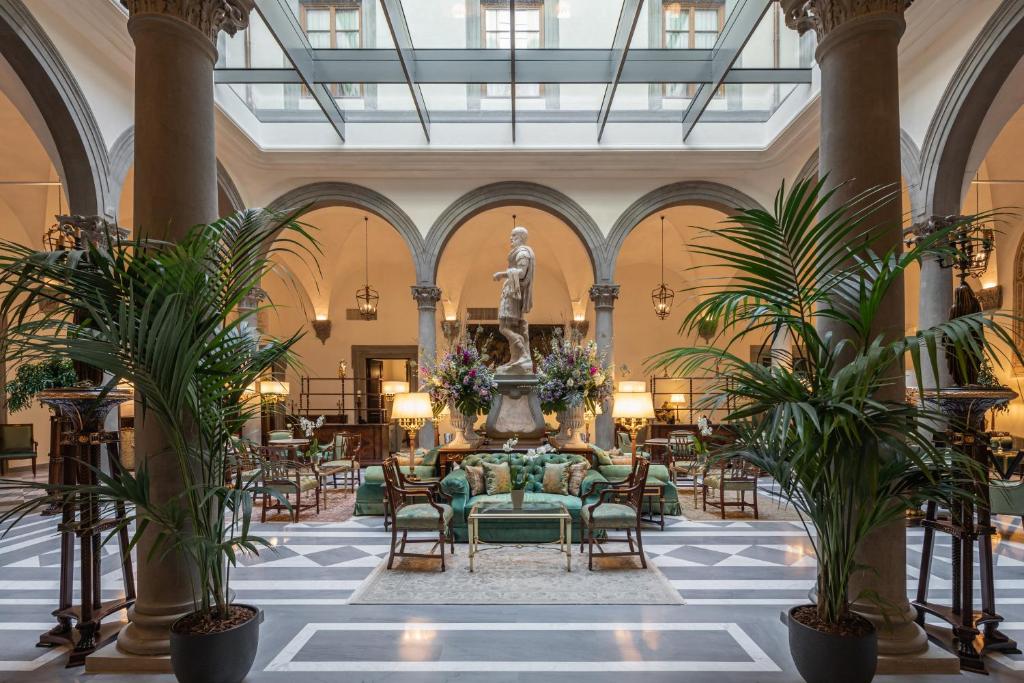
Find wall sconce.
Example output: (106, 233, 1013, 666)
(441, 318, 461, 345)
(312, 316, 332, 344)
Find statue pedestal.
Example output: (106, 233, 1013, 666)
(485, 374, 547, 442)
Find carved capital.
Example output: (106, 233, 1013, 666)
(47, 214, 128, 251)
(411, 285, 442, 310)
(239, 286, 267, 311)
(781, 0, 912, 38)
(122, 0, 254, 40)
(908, 214, 963, 242)
(589, 284, 620, 310)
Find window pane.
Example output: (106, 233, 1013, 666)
(484, 10, 500, 31)
(694, 31, 716, 49)
(336, 9, 359, 31)
(516, 83, 540, 98)
(307, 31, 331, 48)
(516, 10, 540, 32)
(337, 31, 359, 48)
(695, 9, 719, 31)
(305, 9, 329, 30)
(665, 32, 687, 49)
(665, 8, 689, 32)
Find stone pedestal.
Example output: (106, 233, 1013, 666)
(484, 374, 547, 443)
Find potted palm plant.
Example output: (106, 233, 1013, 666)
(650, 178, 1017, 683)
(0, 208, 317, 683)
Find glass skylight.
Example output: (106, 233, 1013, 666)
(213, 0, 816, 146)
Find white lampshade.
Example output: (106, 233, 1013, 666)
(381, 380, 410, 397)
(669, 393, 687, 404)
(258, 380, 290, 396)
(612, 392, 655, 419)
(618, 380, 647, 393)
(390, 392, 433, 420)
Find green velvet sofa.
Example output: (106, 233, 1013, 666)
(592, 446, 682, 516)
(353, 447, 439, 516)
(440, 452, 607, 543)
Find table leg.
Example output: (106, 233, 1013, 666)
(564, 517, 571, 572)
(469, 518, 475, 573)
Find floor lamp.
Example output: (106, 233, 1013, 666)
(390, 392, 432, 474)
(612, 391, 654, 464)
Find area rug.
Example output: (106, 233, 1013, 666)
(349, 543, 684, 605)
(673, 488, 801, 521)
(255, 488, 356, 523)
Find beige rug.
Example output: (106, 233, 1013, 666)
(256, 488, 356, 523)
(349, 543, 684, 605)
(673, 488, 801, 521)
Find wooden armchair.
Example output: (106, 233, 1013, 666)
(318, 432, 362, 492)
(258, 446, 321, 522)
(703, 456, 759, 519)
(0, 424, 38, 476)
(666, 429, 702, 503)
(381, 456, 453, 571)
(580, 458, 650, 570)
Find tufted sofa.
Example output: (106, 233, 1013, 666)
(592, 446, 681, 515)
(440, 452, 607, 543)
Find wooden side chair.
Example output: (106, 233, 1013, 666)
(0, 424, 38, 476)
(580, 458, 650, 570)
(258, 446, 321, 522)
(318, 432, 362, 493)
(380, 456, 453, 571)
(703, 456, 759, 519)
(667, 429, 702, 503)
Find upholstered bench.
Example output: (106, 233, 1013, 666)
(440, 452, 607, 543)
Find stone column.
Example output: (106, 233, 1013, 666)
(589, 284, 619, 449)
(239, 286, 267, 444)
(412, 286, 442, 447)
(912, 216, 956, 389)
(113, 0, 253, 662)
(783, 0, 926, 659)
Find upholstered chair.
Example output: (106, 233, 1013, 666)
(381, 456, 454, 571)
(702, 456, 759, 519)
(258, 446, 321, 522)
(0, 424, 38, 476)
(319, 432, 362, 492)
(580, 458, 650, 570)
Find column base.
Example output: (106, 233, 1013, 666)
(876, 631, 961, 675)
(852, 598, 928, 656)
(114, 599, 191, 657)
(85, 640, 172, 674)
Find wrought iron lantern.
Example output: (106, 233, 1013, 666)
(651, 215, 674, 319)
(355, 216, 379, 319)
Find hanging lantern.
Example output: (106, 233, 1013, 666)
(652, 215, 674, 319)
(355, 216, 379, 319)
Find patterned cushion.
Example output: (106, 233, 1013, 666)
(320, 459, 356, 472)
(581, 503, 637, 528)
(567, 461, 590, 496)
(268, 475, 319, 493)
(396, 503, 453, 530)
(482, 461, 511, 495)
(542, 462, 570, 495)
(610, 455, 633, 465)
(420, 447, 440, 466)
(465, 465, 486, 496)
(591, 446, 614, 466)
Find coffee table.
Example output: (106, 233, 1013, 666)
(468, 500, 572, 572)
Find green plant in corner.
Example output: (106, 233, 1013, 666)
(649, 177, 1020, 636)
(4, 358, 77, 413)
(0, 208, 319, 629)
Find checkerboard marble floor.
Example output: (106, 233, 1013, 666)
(0, 479, 1022, 682)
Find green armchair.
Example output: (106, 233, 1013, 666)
(319, 432, 362, 492)
(381, 457, 454, 571)
(0, 424, 38, 476)
(440, 452, 606, 543)
(581, 459, 650, 570)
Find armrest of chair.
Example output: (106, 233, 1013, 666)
(440, 469, 470, 519)
(579, 469, 608, 500)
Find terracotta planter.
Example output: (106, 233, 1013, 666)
(554, 404, 587, 448)
(447, 404, 480, 449)
(170, 605, 263, 683)
(787, 605, 877, 683)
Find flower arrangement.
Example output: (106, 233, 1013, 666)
(693, 415, 713, 456)
(535, 334, 612, 413)
(292, 414, 325, 459)
(422, 342, 497, 415)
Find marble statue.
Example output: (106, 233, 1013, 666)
(493, 225, 535, 374)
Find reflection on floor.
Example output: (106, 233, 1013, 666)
(0, 476, 1022, 682)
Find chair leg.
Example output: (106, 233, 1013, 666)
(439, 529, 446, 572)
(719, 486, 726, 519)
(387, 523, 398, 569)
(579, 524, 585, 554)
(293, 491, 300, 523)
(753, 488, 760, 519)
(626, 528, 635, 553)
(261, 492, 267, 523)
(400, 530, 408, 554)
(31, 458, 36, 477)
(636, 523, 647, 569)
(588, 527, 594, 571)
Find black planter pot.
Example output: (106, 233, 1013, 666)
(170, 605, 263, 683)
(787, 605, 877, 683)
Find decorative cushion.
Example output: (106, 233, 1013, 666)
(420, 447, 440, 466)
(610, 455, 633, 465)
(320, 459, 356, 472)
(396, 503, 453, 530)
(482, 461, 511, 495)
(542, 462, 570, 495)
(268, 430, 292, 441)
(465, 465, 486, 496)
(591, 446, 614, 466)
(567, 461, 590, 496)
(268, 475, 319, 493)
(581, 503, 637, 528)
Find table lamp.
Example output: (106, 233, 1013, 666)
(618, 380, 647, 393)
(391, 392, 433, 472)
(669, 393, 686, 422)
(612, 391, 655, 464)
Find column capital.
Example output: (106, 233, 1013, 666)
(411, 285, 442, 310)
(239, 286, 267, 311)
(781, 0, 912, 38)
(122, 0, 254, 41)
(589, 283, 620, 310)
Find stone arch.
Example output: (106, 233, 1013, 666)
(108, 126, 245, 216)
(794, 129, 925, 220)
(0, 0, 112, 216)
(425, 181, 605, 283)
(1015, 234, 1024, 374)
(919, 0, 1024, 217)
(604, 180, 766, 278)
(264, 181, 426, 281)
